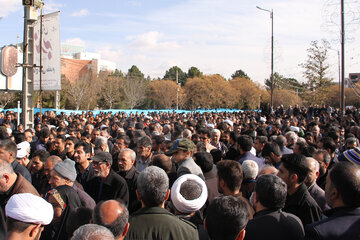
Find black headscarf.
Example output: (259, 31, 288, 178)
(41, 185, 81, 240)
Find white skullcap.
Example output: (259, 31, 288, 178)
(259, 117, 266, 123)
(223, 119, 233, 127)
(206, 124, 215, 129)
(16, 141, 30, 159)
(290, 126, 300, 132)
(5, 193, 54, 225)
(171, 174, 208, 214)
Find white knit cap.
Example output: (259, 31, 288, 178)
(5, 193, 54, 225)
(171, 174, 208, 214)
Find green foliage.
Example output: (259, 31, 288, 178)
(265, 72, 305, 95)
(187, 66, 202, 78)
(110, 69, 124, 77)
(231, 69, 250, 79)
(163, 66, 187, 86)
(127, 65, 144, 79)
(300, 39, 333, 103)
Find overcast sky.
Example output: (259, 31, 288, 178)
(0, 0, 359, 85)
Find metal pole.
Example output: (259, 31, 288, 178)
(39, 6, 43, 118)
(55, 90, 60, 109)
(17, 101, 20, 126)
(340, 0, 345, 116)
(338, 50, 341, 109)
(270, 9, 274, 110)
(256, 6, 274, 110)
(176, 69, 179, 110)
(22, 6, 35, 129)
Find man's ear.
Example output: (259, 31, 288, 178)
(122, 222, 130, 238)
(3, 173, 10, 183)
(220, 179, 226, 189)
(136, 189, 141, 202)
(164, 189, 170, 201)
(236, 229, 246, 240)
(253, 192, 259, 205)
(9, 151, 15, 160)
(290, 173, 298, 184)
(29, 224, 41, 238)
(203, 218, 207, 230)
(330, 186, 340, 201)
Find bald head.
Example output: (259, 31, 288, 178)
(47, 155, 62, 166)
(93, 200, 129, 240)
(258, 165, 279, 176)
(151, 154, 172, 174)
(304, 157, 320, 187)
(44, 155, 62, 179)
(101, 200, 124, 224)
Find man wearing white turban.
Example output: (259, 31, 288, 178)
(5, 193, 54, 240)
(170, 174, 208, 240)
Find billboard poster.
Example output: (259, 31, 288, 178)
(0, 46, 23, 91)
(33, 11, 61, 91)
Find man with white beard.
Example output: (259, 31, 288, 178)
(84, 152, 129, 205)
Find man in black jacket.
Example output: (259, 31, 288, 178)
(125, 166, 199, 240)
(305, 162, 360, 239)
(85, 152, 129, 205)
(277, 154, 322, 226)
(245, 174, 304, 240)
(117, 148, 140, 213)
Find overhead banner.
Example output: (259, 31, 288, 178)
(33, 11, 61, 91)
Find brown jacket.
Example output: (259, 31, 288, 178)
(0, 174, 40, 210)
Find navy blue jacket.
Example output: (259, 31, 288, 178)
(238, 151, 265, 170)
(305, 207, 360, 240)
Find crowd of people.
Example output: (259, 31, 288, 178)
(0, 105, 360, 240)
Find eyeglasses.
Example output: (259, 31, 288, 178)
(92, 161, 107, 166)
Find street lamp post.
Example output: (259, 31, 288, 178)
(257, 6, 274, 110)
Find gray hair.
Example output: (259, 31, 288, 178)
(182, 129, 192, 139)
(137, 166, 169, 207)
(164, 124, 171, 130)
(314, 149, 331, 164)
(47, 155, 63, 165)
(211, 129, 221, 136)
(296, 137, 307, 145)
(119, 148, 136, 161)
(71, 224, 114, 240)
(269, 135, 277, 142)
(85, 124, 94, 130)
(275, 135, 287, 147)
(285, 131, 298, 142)
(0, 160, 14, 177)
(95, 136, 108, 148)
(93, 201, 129, 238)
(242, 160, 259, 180)
(306, 157, 320, 173)
(258, 164, 279, 176)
